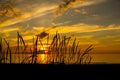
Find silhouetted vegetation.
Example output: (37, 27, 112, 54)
(0, 31, 93, 64)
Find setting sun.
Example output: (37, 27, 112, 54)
(0, 0, 120, 64)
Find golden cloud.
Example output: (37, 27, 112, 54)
(1, 27, 20, 33)
(73, 0, 106, 8)
(32, 23, 120, 35)
(74, 9, 88, 14)
(0, 5, 56, 28)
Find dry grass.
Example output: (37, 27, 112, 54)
(0, 31, 93, 64)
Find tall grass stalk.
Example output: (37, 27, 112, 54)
(0, 31, 93, 64)
(4, 38, 12, 63)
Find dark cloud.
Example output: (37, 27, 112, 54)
(55, 0, 82, 17)
(54, 0, 120, 26)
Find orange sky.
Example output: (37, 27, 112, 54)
(0, 0, 120, 63)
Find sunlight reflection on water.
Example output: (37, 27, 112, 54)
(3, 53, 120, 64)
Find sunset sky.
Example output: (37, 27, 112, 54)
(0, 0, 120, 57)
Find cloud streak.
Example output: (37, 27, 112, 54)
(0, 0, 108, 28)
(0, 5, 56, 28)
(0, 27, 20, 33)
(47, 24, 120, 34)
(73, 0, 106, 8)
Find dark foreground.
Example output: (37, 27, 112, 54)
(0, 64, 120, 72)
(0, 64, 120, 78)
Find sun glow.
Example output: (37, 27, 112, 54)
(40, 45, 48, 50)
(40, 47, 45, 50)
(37, 54, 47, 64)
(41, 54, 45, 61)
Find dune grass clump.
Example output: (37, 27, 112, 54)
(0, 37, 11, 63)
(46, 32, 93, 64)
(0, 31, 93, 64)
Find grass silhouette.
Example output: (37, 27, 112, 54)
(0, 31, 93, 64)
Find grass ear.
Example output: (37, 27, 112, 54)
(0, 38, 2, 53)
(0, 31, 93, 64)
